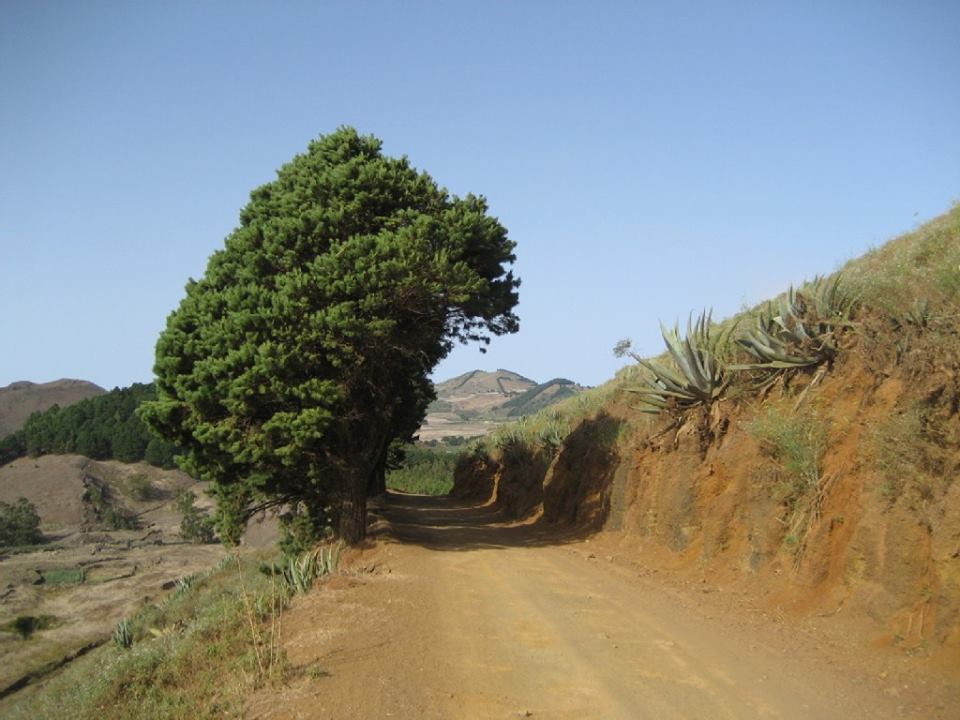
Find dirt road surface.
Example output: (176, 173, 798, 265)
(248, 494, 956, 719)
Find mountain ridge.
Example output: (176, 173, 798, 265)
(421, 369, 586, 441)
(0, 379, 106, 438)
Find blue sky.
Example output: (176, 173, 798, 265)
(1, 1, 958, 390)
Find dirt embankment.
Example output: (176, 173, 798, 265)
(453, 335, 960, 669)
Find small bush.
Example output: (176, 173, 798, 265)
(1, 614, 56, 639)
(176, 490, 216, 544)
(747, 406, 826, 496)
(278, 504, 327, 558)
(868, 405, 951, 505)
(746, 404, 830, 559)
(85, 481, 138, 530)
(0, 497, 43, 546)
(126, 473, 153, 501)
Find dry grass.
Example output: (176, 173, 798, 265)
(4, 552, 293, 720)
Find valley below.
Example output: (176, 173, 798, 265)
(0, 455, 275, 702)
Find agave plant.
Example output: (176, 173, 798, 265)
(282, 542, 343, 594)
(626, 310, 730, 413)
(731, 275, 854, 372)
(113, 618, 133, 649)
(283, 550, 318, 594)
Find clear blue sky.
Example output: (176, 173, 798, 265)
(2, 1, 958, 390)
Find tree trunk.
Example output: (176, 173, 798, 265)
(334, 471, 368, 544)
(368, 450, 387, 498)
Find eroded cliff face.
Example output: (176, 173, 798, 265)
(453, 334, 960, 657)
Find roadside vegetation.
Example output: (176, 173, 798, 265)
(474, 380, 622, 457)
(5, 543, 342, 719)
(456, 204, 959, 553)
(745, 402, 830, 560)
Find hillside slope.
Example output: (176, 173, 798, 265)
(421, 369, 586, 440)
(454, 206, 960, 668)
(0, 380, 105, 437)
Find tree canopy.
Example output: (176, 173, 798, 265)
(140, 128, 519, 543)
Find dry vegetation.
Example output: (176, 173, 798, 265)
(0, 455, 280, 708)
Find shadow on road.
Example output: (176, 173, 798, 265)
(370, 491, 592, 552)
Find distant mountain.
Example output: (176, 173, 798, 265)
(420, 369, 586, 441)
(0, 379, 106, 438)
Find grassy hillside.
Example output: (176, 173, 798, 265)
(421, 369, 587, 441)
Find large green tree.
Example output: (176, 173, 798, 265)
(140, 128, 519, 543)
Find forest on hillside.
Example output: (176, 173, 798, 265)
(0, 383, 179, 468)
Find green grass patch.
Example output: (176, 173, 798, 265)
(42, 567, 85, 584)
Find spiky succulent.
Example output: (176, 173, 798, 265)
(731, 275, 853, 372)
(628, 310, 730, 413)
(113, 618, 133, 649)
(282, 543, 342, 594)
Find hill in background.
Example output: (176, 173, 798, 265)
(420, 369, 586, 441)
(0, 379, 105, 438)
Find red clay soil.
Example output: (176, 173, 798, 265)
(457, 343, 960, 672)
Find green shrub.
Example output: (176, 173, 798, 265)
(278, 504, 327, 558)
(1, 614, 56, 639)
(868, 405, 951, 505)
(84, 481, 138, 530)
(176, 490, 216, 544)
(0, 497, 43, 546)
(126, 473, 153, 501)
(746, 404, 829, 559)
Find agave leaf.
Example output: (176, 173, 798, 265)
(637, 358, 687, 393)
(661, 323, 702, 388)
(628, 309, 726, 412)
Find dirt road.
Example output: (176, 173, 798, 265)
(248, 494, 954, 719)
